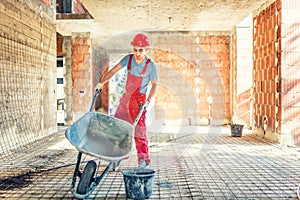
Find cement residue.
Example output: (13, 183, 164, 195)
(0, 171, 32, 190)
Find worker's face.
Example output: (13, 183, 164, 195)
(133, 46, 147, 60)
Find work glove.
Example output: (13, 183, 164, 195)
(96, 82, 103, 91)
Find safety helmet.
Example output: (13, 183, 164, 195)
(130, 33, 150, 47)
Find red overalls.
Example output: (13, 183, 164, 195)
(114, 54, 151, 165)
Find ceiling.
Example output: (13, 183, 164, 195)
(56, 0, 273, 43)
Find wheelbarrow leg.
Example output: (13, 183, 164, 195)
(112, 160, 122, 171)
(71, 152, 83, 190)
(93, 162, 112, 186)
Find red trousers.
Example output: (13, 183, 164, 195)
(115, 93, 150, 165)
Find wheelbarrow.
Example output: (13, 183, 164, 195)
(65, 89, 148, 199)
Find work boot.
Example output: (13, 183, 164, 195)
(138, 160, 149, 168)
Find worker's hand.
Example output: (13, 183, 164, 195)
(141, 99, 150, 111)
(96, 82, 103, 91)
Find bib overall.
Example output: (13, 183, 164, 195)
(114, 54, 151, 165)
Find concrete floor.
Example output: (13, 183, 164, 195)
(0, 125, 300, 199)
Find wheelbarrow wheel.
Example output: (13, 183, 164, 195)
(77, 160, 97, 195)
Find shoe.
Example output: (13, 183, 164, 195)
(138, 160, 149, 168)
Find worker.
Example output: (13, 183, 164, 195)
(96, 33, 158, 168)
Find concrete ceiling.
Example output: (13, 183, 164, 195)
(57, 0, 273, 43)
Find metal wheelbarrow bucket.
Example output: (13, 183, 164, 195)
(65, 89, 147, 199)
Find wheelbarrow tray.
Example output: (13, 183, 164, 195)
(65, 112, 134, 162)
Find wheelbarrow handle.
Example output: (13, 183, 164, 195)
(133, 100, 150, 127)
(90, 89, 148, 126)
(89, 89, 101, 112)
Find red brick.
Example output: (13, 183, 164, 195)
(276, 0, 282, 11)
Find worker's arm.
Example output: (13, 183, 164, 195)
(96, 64, 122, 90)
(100, 64, 122, 84)
(147, 80, 157, 102)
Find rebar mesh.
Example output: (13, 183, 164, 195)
(0, 0, 57, 159)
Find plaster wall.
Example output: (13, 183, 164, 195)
(0, 0, 57, 155)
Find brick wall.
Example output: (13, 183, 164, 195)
(57, 34, 89, 124)
(253, 0, 280, 141)
(153, 32, 231, 125)
(253, 0, 300, 145)
(0, 0, 57, 156)
(96, 32, 231, 126)
(72, 33, 92, 118)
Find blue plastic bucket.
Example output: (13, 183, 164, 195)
(122, 168, 155, 199)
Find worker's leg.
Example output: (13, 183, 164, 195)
(134, 111, 150, 165)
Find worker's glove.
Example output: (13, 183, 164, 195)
(140, 99, 150, 111)
(96, 82, 103, 91)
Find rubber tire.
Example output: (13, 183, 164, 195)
(77, 160, 97, 195)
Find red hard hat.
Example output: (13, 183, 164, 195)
(130, 33, 150, 47)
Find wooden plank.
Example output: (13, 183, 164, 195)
(0, 0, 55, 36)
(0, 0, 41, 31)
(0, 12, 56, 49)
